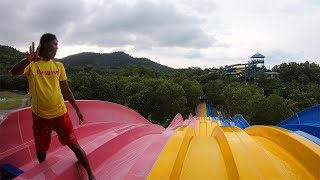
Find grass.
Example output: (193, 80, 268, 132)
(0, 91, 30, 110)
(0, 100, 22, 110)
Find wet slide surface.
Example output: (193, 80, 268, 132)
(1, 101, 168, 179)
(1, 101, 320, 179)
(147, 117, 320, 180)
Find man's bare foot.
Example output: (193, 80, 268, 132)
(89, 174, 96, 180)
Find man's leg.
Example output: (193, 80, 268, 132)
(69, 144, 95, 180)
(36, 152, 47, 163)
(32, 113, 52, 163)
(55, 113, 95, 179)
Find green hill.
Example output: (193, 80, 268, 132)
(60, 51, 172, 71)
(0, 45, 173, 71)
(0, 45, 25, 68)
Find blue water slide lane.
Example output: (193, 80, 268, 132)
(278, 104, 320, 126)
(220, 120, 230, 126)
(206, 102, 213, 117)
(230, 114, 250, 129)
(204, 102, 319, 145)
(277, 104, 320, 144)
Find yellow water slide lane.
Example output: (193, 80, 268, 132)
(179, 136, 228, 179)
(245, 126, 320, 179)
(212, 126, 288, 179)
(147, 123, 320, 179)
(146, 126, 194, 180)
(201, 102, 206, 117)
(196, 117, 214, 136)
(148, 123, 228, 180)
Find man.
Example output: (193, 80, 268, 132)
(11, 33, 95, 180)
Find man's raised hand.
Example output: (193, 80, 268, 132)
(26, 42, 41, 63)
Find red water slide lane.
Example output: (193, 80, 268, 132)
(0, 101, 182, 179)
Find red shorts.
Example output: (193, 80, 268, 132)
(32, 112, 78, 152)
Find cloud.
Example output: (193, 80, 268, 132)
(176, 0, 217, 14)
(184, 50, 204, 59)
(0, 0, 86, 45)
(265, 49, 307, 68)
(1, 0, 319, 69)
(0, 0, 217, 51)
(281, 0, 320, 14)
(69, 0, 216, 49)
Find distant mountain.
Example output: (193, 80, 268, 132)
(60, 51, 173, 71)
(0, 45, 25, 65)
(0, 45, 26, 76)
(0, 45, 173, 71)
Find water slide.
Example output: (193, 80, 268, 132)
(225, 71, 242, 75)
(228, 63, 250, 67)
(221, 114, 250, 129)
(277, 104, 320, 145)
(1, 100, 320, 179)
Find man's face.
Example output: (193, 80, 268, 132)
(47, 39, 58, 59)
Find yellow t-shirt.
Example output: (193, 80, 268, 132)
(24, 60, 67, 119)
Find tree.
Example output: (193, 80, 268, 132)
(180, 79, 203, 115)
(204, 79, 225, 107)
(255, 94, 294, 125)
(222, 83, 265, 123)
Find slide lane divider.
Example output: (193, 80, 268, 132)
(147, 126, 194, 180)
(222, 126, 287, 179)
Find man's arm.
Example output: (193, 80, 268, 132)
(60, 80, 84, 124)
(11, 58, 30, 75)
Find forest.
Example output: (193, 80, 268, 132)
(1, 45, 319, 127)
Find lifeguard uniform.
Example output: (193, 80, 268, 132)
(24, 60, 77, 152)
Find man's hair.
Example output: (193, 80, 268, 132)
(40, 33, 57, 45)
(39, 33, 57, 54)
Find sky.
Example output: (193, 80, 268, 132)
(1, 0, 320, 69)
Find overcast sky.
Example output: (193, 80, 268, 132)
(1, 0, 319, 69)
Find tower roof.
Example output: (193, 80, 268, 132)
(251, 53, 265, 58)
